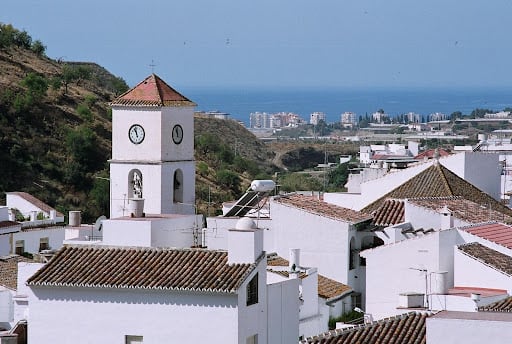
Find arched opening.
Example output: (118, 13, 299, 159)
(173, 169, 183, 203)
(359, 235, 384, 266)
(128, 169, 143, 199)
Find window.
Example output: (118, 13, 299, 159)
(125, 335, 143, 344)
(15, 240, 24, 255)
(39, 237, 49, 252)
(246, 273, 258, 306)
(246, 334, 258, 344)
(349, 237, 356, 270)
(128, 169, 143, 199)
(173, 169, 183, 203)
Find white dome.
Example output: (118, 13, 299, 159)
(235, 217, 257, 230)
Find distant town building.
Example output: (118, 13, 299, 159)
(310, 112, 326, 125)
(198, 110, 230, 120)
(250, 112, 304, 129)
(372, 111, 388, 124)
(429, 112, 448, 121)
(405, 112, 421, 123)
(250, 112, 271, 129)
(484, 111, 511, 119)
(340, 112, 358, 128)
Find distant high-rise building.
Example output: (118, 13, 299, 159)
(341, 112, 358, 128)
(429, 112, 447, 121)
(249, 112, 271, 128)
(310, 112, 326, 125)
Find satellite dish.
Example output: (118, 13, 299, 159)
(94, 215, 107, 232)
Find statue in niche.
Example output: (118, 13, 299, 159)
(132, 171, 143, 198)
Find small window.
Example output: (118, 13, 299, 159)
(246, 273, 258, 306)
(125, 335, 143, 344)
(39, 237, 49, 252)
(15, 240, 24, 255)
(246, 334, 258, 344)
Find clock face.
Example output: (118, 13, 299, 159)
(129, 124, 145, 144)
(172, 124, 183, 144)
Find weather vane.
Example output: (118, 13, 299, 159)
(149, 59, 156, 73)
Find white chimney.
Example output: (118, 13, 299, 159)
(227, 217, 263, 265)
(440, 205, 453, 230)
(50, 209, 56, 220)
(69, 211, 81, 227)
(30, 211, 38, 221)
(129, 198, 145, 218)
(289, 248, 300, 272)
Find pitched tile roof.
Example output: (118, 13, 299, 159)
(27, 246, 257, 293)
(6, 192, 64, 217)
(302, 312, 428, 344)
(110, 74, 196, 107)
(0, 255, 33, 290)
(267, 254, 352, 300)
(317, 275, 352, 300)
(460, 222, 512, 249)
(0, 221, 19, 229)
(274, 194, 372, 224)
(479, 296, 512, 312)
(414, 148, 450, 160)
(362, 163, 512, 217)
(457, 242, 512, 275)
(409, 197, 512, 224)
(372, 199, 405, 226)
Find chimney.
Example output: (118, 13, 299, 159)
(227, 217, 263, 264)
(440, 205, 453, 230)
(289, 248, 300, 272)
(129, 198, 145, 218)
(69, 211, 81, 227)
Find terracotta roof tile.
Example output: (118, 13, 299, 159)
(0, 255, 33, 290)
(27, 246, 257, 293)
(302, 312, 429, 344)
(414, 148, 450, 160)
(373, 199, 405, 226)
(317, 275, 352, 300)
(479, 296, 512, 312)
(6, 192, 63, 217)
(0, 221, 19, 229)
(362, 163, 512, 217)
(111, 74, 196, 107)
(274, 194, 372, 224)
(457, 242, 512, 275)
(460, 223, 512, 249)
(410, 197, 512, 224)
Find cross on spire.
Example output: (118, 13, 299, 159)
(149, 59, 156, 73)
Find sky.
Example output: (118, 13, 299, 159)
(2, 0, 512, 89)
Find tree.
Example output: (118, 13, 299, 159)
(31, 40, 46, 56)
(216, 169, 241, 194)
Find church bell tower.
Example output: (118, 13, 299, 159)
(109, 74, 196, 218)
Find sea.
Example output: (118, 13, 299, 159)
(182, 86, 512, 126)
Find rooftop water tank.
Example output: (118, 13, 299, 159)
(250, 180, 275, 192)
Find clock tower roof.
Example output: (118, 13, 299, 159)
(111, 74, 196, 107)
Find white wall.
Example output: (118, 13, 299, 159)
(29, 287, 239, 344)
(267, 278, 299, 344)
(12, 227, 66, 254)
(236, 263, 269, 344)
(427, 314, 512, 344)
(270, 201, 351, 284)
(442, 152, 500, 200)
(150, 215, 201, 248)
(405, 203, 470, 231)
(454, 249, 512, 294)
(362, 230, 462, 320)
(102, 219, 152, 246)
